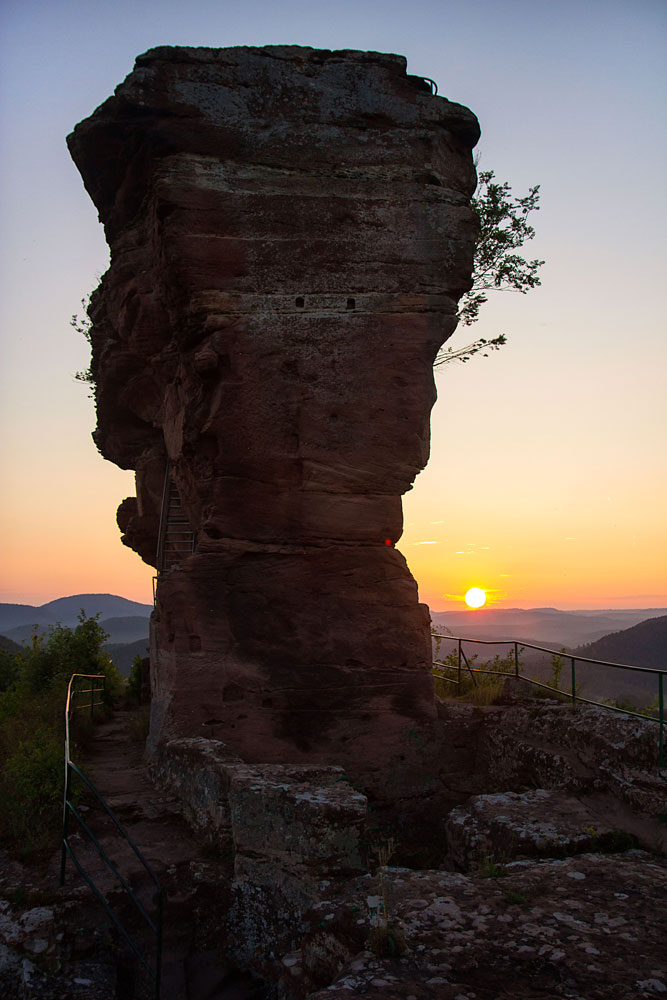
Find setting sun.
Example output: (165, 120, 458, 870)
(464, 587, 487, 609)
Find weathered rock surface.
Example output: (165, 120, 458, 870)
(3, 701, 666, 998)
(68, 45, 480, 764)
(480, 701, 667, 820)
(298, 853, 667, 999)
(151, 736, 368, 871)
(147, 701, 667, 998)
(444, 789, 627, 870)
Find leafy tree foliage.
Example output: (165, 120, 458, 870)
(0, 614, 122, 858)
(15, 613, 114, 697)
(72, 297, 94, 391)
(435, 170, 543, 368)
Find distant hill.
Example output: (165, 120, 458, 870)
(0, 594, 153, 681)
(0, 594, 152, 633)
(0, 634, 22, 655)
(574, 615, 667, 669)
(104, 638, 150, 677)
(431, 607, 667, 709)
(3, 615, 150, 646)
(430, 607, 667, 650)
(568, 616, 667, 703)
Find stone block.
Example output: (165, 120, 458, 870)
(228, 765, 367, 874)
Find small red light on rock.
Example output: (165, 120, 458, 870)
(384, 538, 392, 546)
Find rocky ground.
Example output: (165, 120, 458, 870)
(297, 852, 667, 999)
(1, 700, 666, 999)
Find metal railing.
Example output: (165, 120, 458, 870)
(60, 673, 163, 998)
(155, 461, 171, 574)
(156, 460, 196, 578)
(431, 634, 665, 770)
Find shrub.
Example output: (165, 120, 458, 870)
(503, 889, 527, 905)
(0, 648, 20, 693)
(0, 728, 65, 859)
(433, 647, 513, 706)
(126, 655, 144, 705)
(0, 613, 114, 859)
(478, 855, 508, 878)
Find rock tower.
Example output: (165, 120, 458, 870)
(68, 46, 479, 765)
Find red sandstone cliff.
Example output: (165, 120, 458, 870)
(68, 46, 479, 764)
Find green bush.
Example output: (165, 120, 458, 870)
(433, 646, 513, 706)
(15, 614, 122, 699)
(607, 694, 660, 720)
(478, 855, 509, 878)
(2, 730, 64, 855)
(0, 613, 116, 859)
(0, 648, 20, 693)
(126, 655, 144, 705)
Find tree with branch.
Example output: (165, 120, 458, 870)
(435, 170, 543, 367)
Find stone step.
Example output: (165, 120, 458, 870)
(444, 788, 643, 871)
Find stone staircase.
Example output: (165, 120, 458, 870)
(1, 710, 259, 999)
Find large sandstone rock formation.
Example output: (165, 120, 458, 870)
(68, 45, 480, 764)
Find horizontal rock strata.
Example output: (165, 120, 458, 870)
(68, 45, 480, 763)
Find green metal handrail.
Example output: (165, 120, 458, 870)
(431, 634, 666, 771)
(60, 673, 163, 998)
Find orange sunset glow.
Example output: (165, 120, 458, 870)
(1, 3, 665, 614)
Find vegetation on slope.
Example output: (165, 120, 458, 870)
(575, 615, 667, 670)
(0, 614, 123, 860)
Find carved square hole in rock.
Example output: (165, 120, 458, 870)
(346, 297, 356, 310)
(223, 682, 245, 702)
(295, 296, 305, 308)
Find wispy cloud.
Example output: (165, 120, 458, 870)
(615, 594, 667, 600)
(413, 540, 437, 545)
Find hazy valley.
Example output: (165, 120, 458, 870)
(2, 595, 665, 698)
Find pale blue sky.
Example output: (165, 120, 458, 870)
(1, 0, 665, 607)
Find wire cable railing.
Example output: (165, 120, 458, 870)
(431, 634, 665, 771)
(60, 673, 163, 998)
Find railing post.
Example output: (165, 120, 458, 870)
(571, 658, 576, 707)
(457, 639, 462, 688)
(659, 672, 664, 771)
(90, 677, 95, 721)
(155, 887, 163, 1000)
(514, 642, 519, 678)
(156, 460, 171, 573)
(60, 762, 72, 886)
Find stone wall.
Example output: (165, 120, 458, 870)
(68, 46, 480, 764)
(148, 704, 667, 998)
